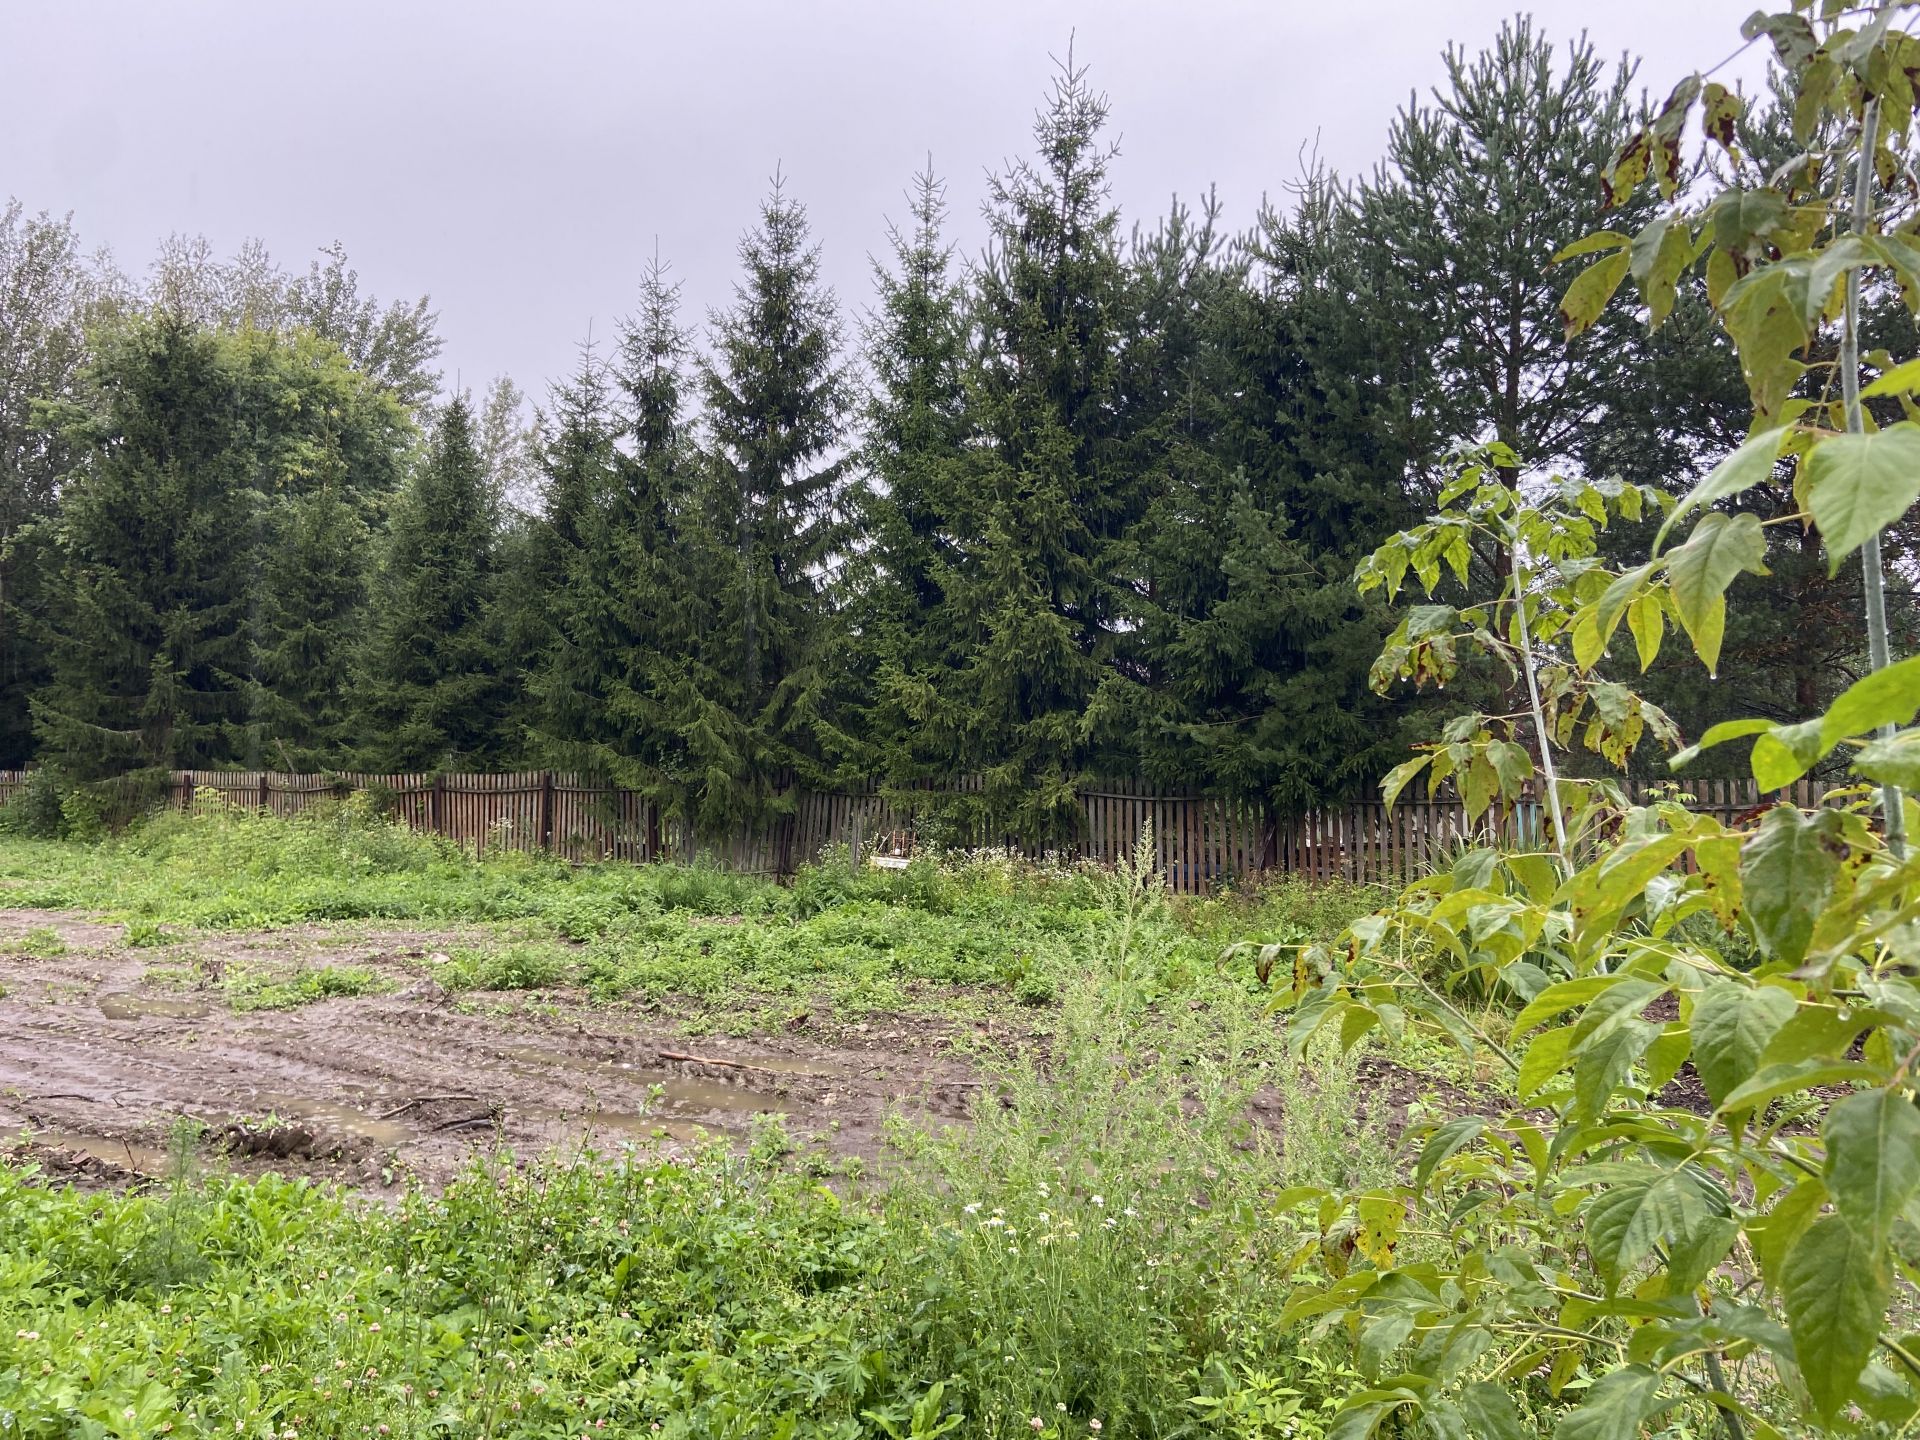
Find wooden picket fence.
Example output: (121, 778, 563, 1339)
(0, 768, 1843, 895)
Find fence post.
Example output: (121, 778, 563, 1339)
(539, 770, 555, 853)
(259, 771, 271, 813)
(849, 810, 863, 875)
(431, 772, 445, 837)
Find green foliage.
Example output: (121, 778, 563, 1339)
(693, 174, 855, 830)
(1, 926, 66, 958)
(1111, 185, 1412, 814)
(930, 54, 1135, 841)
(1352, 16, 1661, 493)
(848, 164, 975, 793)
(0, 202, 95, 770)
(0, 800, 1366, 1018)
(524, 258, 725, 842)
(30, 318, 408, 780)
(1266, 14, 1920, 1434)
(355, 396, 511, 771)
(0, 768, 69, 839)
(221, 963, 385, 1011)
(436, 942, 567, 992)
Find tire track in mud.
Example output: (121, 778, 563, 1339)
(0, 910, 986, 1190)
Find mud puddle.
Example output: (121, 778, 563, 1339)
(17, 1130, 173, 1175)
(517, 1105, 736, 1146)
(99, 992, 214, 1021)
(247, 1095, 415, 1149)
(495, 1044, 788, 1114)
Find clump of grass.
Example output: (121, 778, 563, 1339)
(224, 963, 385, 1011)
(436, 942, 569, 992)
(1270, 1032, 1394, 1192)
(123, 918, 182, 948)
(876, 935, 1350, 1435)
(0, 926, 66, 958)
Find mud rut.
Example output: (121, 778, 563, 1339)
(0, 910, 986, 1190)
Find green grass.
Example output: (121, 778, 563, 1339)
(0, 971, 1388, 1439)
(0, 926, 67, 959)
(0, 799, 1377, 1016)
(223, 963, 387, 1012)
(0, 802, 1413, 1436)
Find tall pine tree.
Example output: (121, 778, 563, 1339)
(33, 314, 259, 780)
(1350, 18, 1652, 501)
(946, 52, 1134, 839)
(356, 396, 510, 771)
(850, 163, 975, 790)
(695, 174, 853, 829)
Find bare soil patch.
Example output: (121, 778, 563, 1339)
(0, 910, 985, 1191)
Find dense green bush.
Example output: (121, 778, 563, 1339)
(0, 769, 69, 840)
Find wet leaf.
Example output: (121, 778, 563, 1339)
(1783, 1215, 1891, 1421)
(1802, 427, 1920, 573)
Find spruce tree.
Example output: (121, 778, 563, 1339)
(696, 175, 853, 827)
(602, 254, 732, 823)
(852, 163, 975, 789)
(527, 256, 725, 838)
(946, 52, 1134, 839)
(32, 314, 259, 780)
(250, 478, 371, 770)
(356, 396, 510, 771)
(493, 340, 620, 755)
(233, 329, 408, 769)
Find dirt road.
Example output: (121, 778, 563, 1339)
(0, 910, 987, 1190)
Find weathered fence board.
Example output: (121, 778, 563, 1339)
(0, 767, 1850, 893)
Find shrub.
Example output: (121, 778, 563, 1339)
(0, 770, 68, 840)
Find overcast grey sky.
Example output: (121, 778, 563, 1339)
(4, 2, 1762, 405)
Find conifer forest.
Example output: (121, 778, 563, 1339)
(5, 5, 1920, 1439)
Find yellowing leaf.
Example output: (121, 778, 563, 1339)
(1750, 717, 1824, 791)
(1820, 654, 1920, 749)
(1562, 250, 1631, 339)
(1630, 216, 1694, 328)
(1670, 716, 1776, 771)
(1856, 728, 1920, 789)
(1860, 355, 1920, 397)
(1702, 80, 1742, 149)
(1626, 593, 1663, 671)
(1553, 230, 1630, 262)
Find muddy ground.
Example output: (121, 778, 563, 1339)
(0, 909, 994, 1192)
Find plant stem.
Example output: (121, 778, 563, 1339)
(1702, 1343, 1746, 1440)
(1510, 538, 1572, 870)
(1843, 95, 1909, 859)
